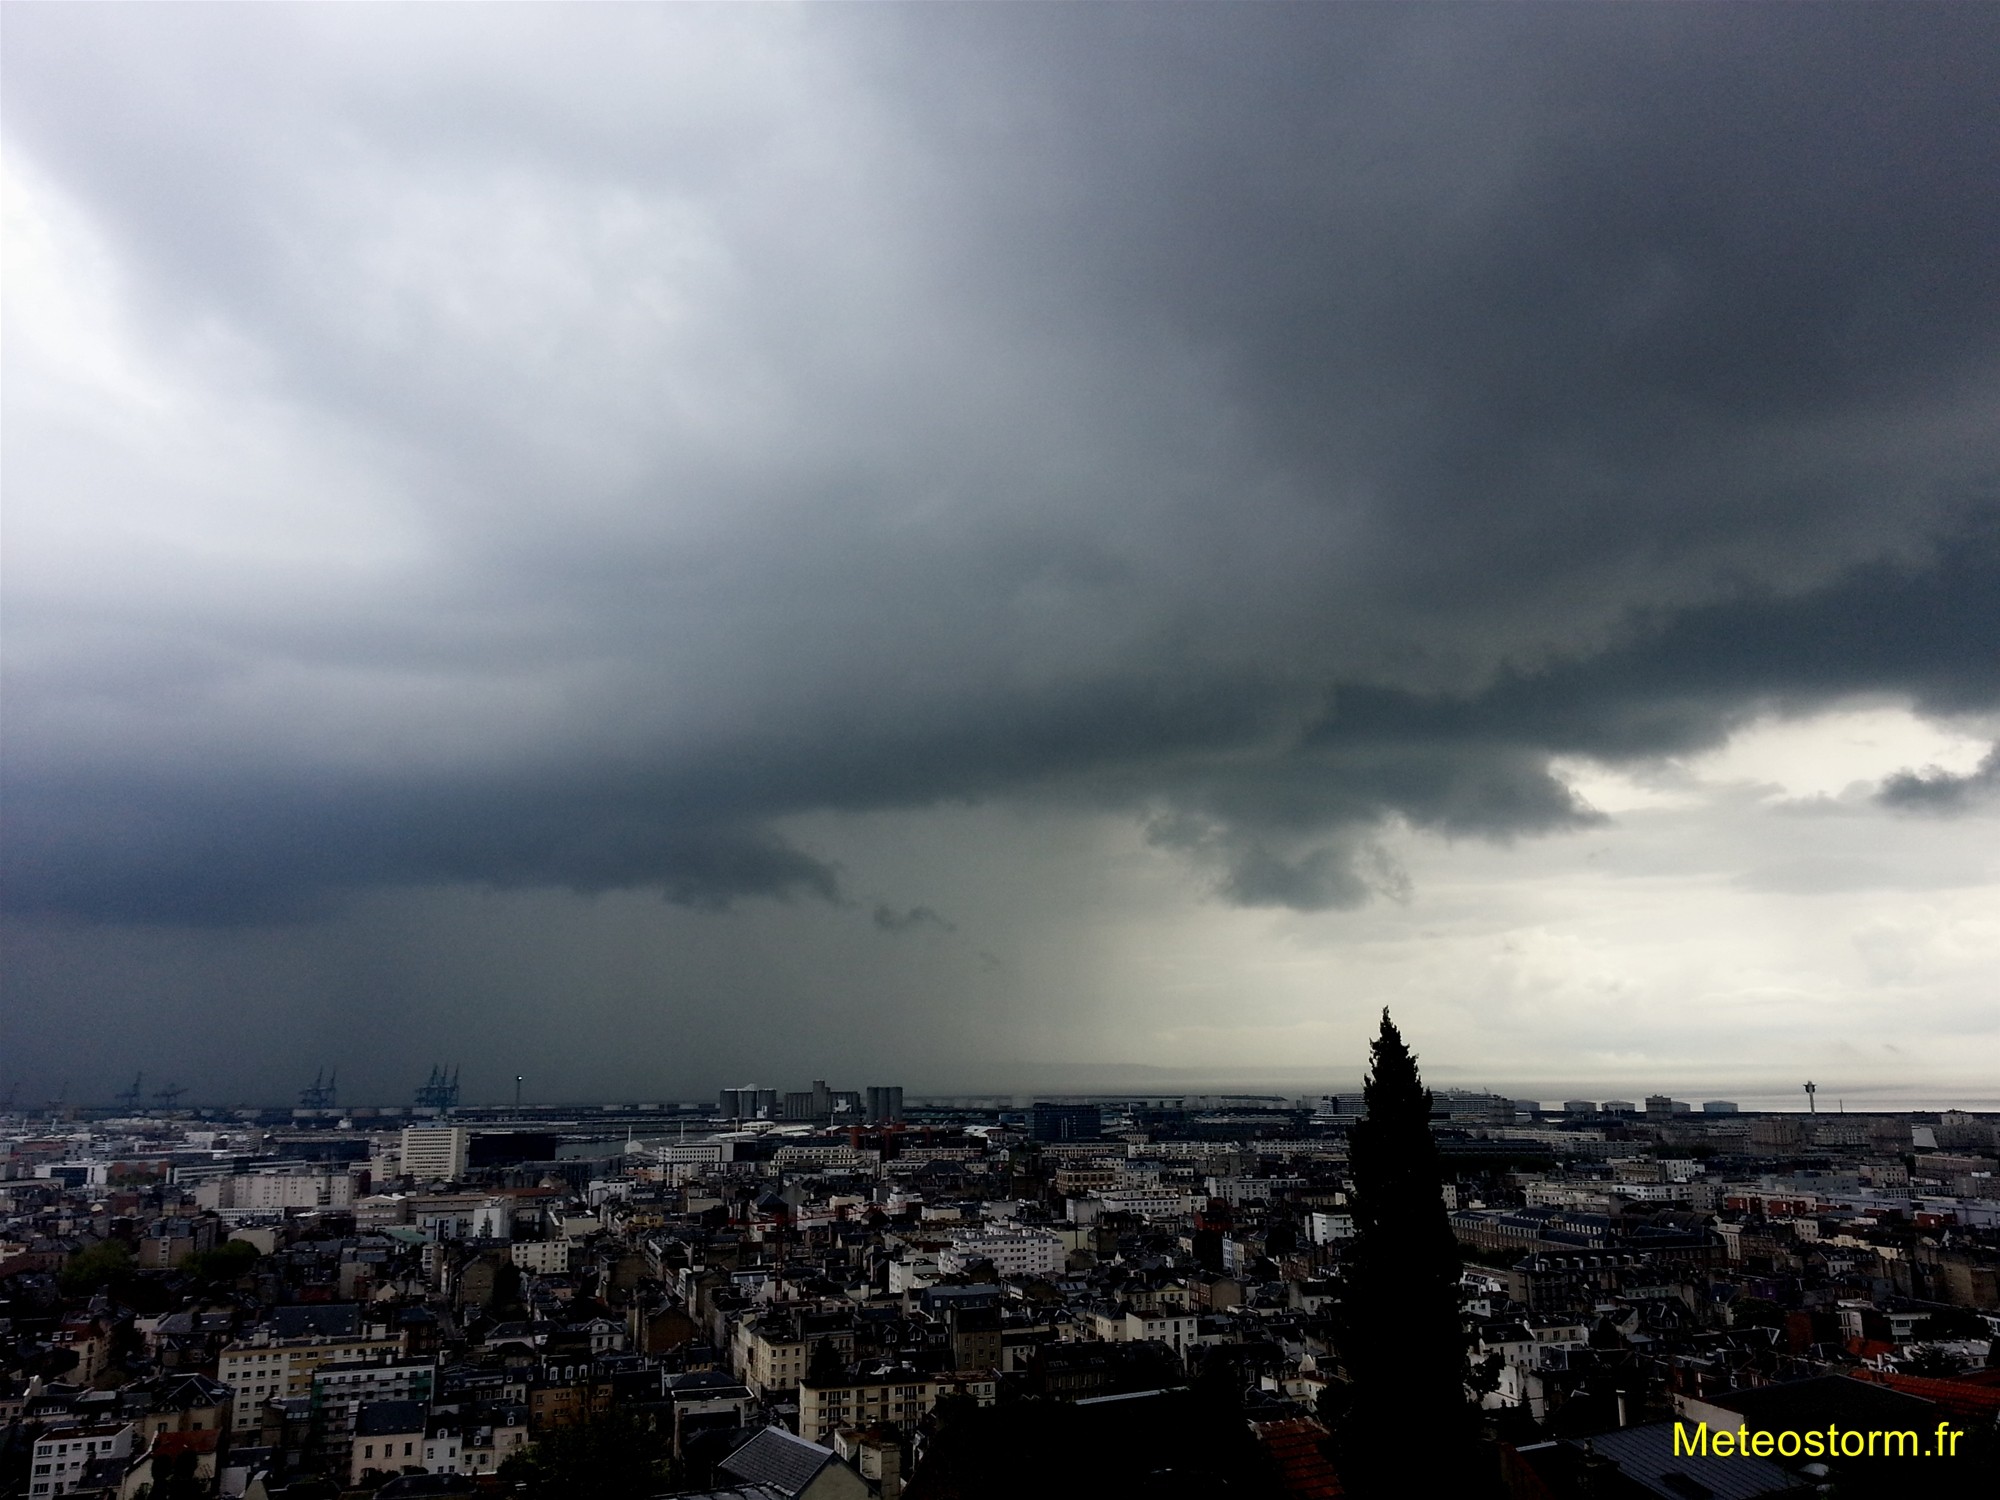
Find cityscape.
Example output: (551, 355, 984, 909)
(6, 5, 2000, 1499)
(3, 1040, 1997, 1497)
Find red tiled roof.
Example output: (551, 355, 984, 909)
(1253, 1417, 1343, 1499)
(1851, 1368, 2000, 1421)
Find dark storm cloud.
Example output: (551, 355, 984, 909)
(1310, 532, 2000, 762)
(873, 905, 955, 936)
(4, 4, 1998, 925)
(1878, 744, 2000, 814)
(1091, 529, 2000, 906)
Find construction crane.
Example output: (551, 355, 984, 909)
(153, 1082, 188, 1109)
(414, 1065, 460, 1111)
(115, 1073, 145, 1110)
(300, 1069, 338, 1110)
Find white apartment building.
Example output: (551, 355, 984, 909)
(1089, 1308, 1199, 1355)
(1205, 1175, 1305, 1207)
(887, 1253, 938, 1294)
(509, 1239, 572, 1274)
(219, 1333, 405, 1433)
(1127, 1309, 1198, 1354)
(401, 1127, 471, 1181)
(30, 1421, 134, 1498)
(936, 1228, 1065, 1278)
(1305, 1211, 1355, 1244)
(422, 1420, 464, 1474)
(1613, 1182, 1688, 1203)
(195, 1170, 361, 1211)
(404, 1193, 505, 1241)
(731, 1318, 807, 1398)
(650, 1140, 736, 1166)
(1074, 1189, 1193, 1221)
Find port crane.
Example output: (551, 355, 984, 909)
(300, 1069, 338, 1109)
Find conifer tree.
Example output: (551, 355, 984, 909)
(1336, 1009, 1492, 1496)
(807, 1332, 846, 1386)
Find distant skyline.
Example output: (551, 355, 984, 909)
(5, 7, 1998, 1103)
(22, 1070, 2000, 1122)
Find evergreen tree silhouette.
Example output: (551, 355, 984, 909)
(808, 1333, 846, 1386)
(1336, 1009, 1492, 1495)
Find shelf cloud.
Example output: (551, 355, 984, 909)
(4, 5, 1996, 1098)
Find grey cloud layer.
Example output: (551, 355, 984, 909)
(1879, 745, 2000, 813)
(4, 5, 1997, 923)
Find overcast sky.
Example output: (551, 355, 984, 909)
(4, 5, 1998, 1109)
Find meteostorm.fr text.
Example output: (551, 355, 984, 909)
(1674, 1419, 1967, 1461)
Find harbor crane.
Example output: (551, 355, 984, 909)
(299, 1069, 338, 1109)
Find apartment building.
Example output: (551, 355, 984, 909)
(509, 1238, 572, 1274)
(936, 1227, 1065, 1278)
(218, 1332, 405, 1434)
(195, 1170, 362, 1211)
(29, 1421, 134, 1499)
(313, 1359, 437, 1454)
(731, 1313, 854, 1398)
(401, 1127, 471, 1182)
(799, 1368, 997, 1445)
(1089, 1307, 1199, 1355)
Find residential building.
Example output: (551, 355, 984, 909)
(350, 1401, 427, 1484)
(799, 1369, 997, 1446)
(194, 1170, 361, 1211)
(313, 1360, 437, 1454)
(936, 1227, 1065, 1278)
(218, 1331, 405, 1434)
(401, 1127, 471, 1182)
(29, 1420, 134, 1499)
(509, 1239, 572, 1274)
